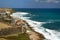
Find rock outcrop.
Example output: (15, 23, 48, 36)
(0, 8, 15, 23)
(15, 19, 45, 40)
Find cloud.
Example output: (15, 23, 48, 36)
(34, 0, 60, 3)
(35, 0, 39, 2)
(46, 0, 60, 3)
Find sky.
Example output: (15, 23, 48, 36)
(0, 0, 60, 8)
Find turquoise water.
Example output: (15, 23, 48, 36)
(13, 8, 60, 31)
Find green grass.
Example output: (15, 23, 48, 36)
(18, 33, 30, 40)
(3, 33, 30, 40)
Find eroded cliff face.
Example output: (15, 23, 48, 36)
(15, 20, 45, 40)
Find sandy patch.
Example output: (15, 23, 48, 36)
(0, 22, 12, 29)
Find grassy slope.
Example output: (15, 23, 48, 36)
(0, 33, 30, 40)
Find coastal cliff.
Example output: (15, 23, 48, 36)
(0, 8, 45, 40)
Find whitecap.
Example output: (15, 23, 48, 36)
(11, 12, 60, 40)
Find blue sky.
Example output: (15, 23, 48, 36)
(0, 0, 60, 8)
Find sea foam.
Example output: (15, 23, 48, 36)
(11, 12, 60, 40)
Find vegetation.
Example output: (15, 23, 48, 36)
(17, 33, 30, 40)
(0, 33, 30, 40)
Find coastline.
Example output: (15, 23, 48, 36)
(15, 19, 45, 40)
(26, 26, 45, 40)
(0, 8, 45, 40)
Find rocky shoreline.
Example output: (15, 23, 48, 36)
(22, 20, 45, 40)
(0, 8, 45, 40)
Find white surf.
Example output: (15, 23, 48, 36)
(11, 12, 60, 40)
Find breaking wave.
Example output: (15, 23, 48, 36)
(11, 12, 60, 40)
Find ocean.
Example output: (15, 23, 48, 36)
(11, 8, 60, 40)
